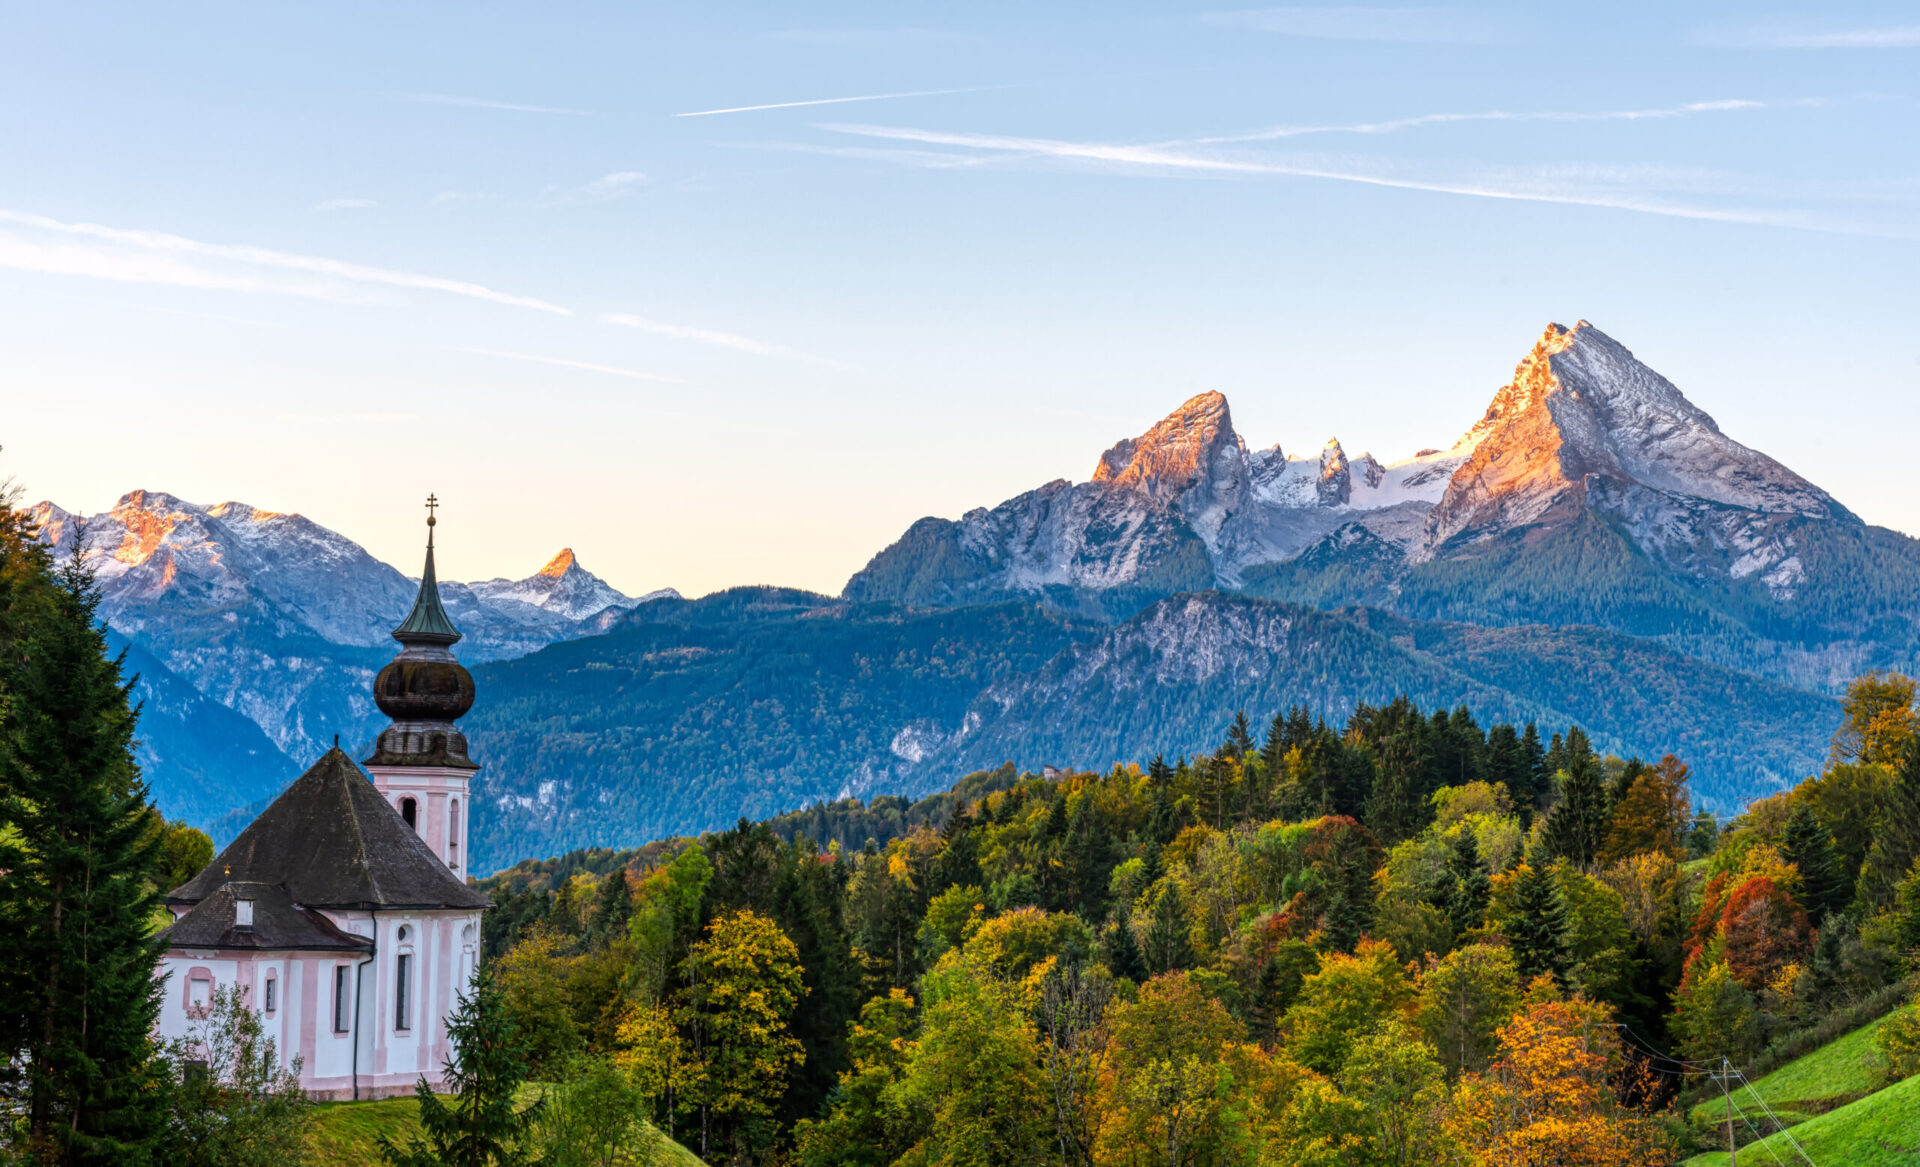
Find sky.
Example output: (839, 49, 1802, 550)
(2, 2, 1917, 597)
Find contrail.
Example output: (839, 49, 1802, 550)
(674, 87, 988, 117)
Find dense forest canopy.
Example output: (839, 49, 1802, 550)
(474, 681, 1920, 1164)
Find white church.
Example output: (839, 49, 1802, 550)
(156, 510, 491, 1099)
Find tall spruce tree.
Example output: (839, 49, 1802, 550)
(0, 549, 169, 1163)
(1260, 712, 1287, 778)
(1363, 724, 1431, 845)
(1506, 862, 1573, 985)
(1222, 710, 1255, 761)
(1544, 730, 1608, 869)
(1780, 804, 1848, 920)
(1516, 722, 1548, 819)
(1445, 831, 1492, 936)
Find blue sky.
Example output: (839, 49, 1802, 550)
(3, 3, 1917, 596)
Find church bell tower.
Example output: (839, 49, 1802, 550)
(364, 495, 478, 875)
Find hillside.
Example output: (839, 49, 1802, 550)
(1683, 1072, 1920, 1167)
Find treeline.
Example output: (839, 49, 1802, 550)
(468, 683, 1920, 1164)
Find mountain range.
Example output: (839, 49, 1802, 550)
(36, 321, 1915, 870)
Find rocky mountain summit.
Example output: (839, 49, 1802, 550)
(849, 321, 1920, 689)
(30, 491, 671, 817)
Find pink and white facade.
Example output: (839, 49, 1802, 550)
(158, 519, 493, 1099)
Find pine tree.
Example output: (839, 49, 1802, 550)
(1044, 792, 1069, 841)
(1363, 724, 1430, 845)
(584, 868, 632, 950)
(0, 551, 169, 1163)
(1445, 832, 1492, 936)
(1863, 744, 1920, 905)
(1223, 710, 1255, 761)
(1543, 732, 1607, 869)
(1261, 712, 1287, 779)
(1140, 882, 1193, 974)
(1505, 863, 1572, 985)
(381, 971, 540, 1167)
(1103, 913, 1147, 983)
(1516, 722, 1547, 819)
(931, 803, 981, 895)
(1781, 803, 1848, 920)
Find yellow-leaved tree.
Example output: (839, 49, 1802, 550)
(674, 908, 806, 1161)
(1446, 997, 1670, 1164)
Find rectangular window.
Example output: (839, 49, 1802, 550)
(189, 977, 211, 1010)
(333, 965, 351, 1033)
(263, 976, 276, 1013)
(395, 954, 411, 1031)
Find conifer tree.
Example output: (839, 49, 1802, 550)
(1516, 722, 1547, 819)
(1781, 803, 1848, 920)
(1222, 710, 1255, 761)
(1261, 712, 1287, 778)
(1505, 863, 1572, 985)
(1543, 732, 1608, 869)
(1044, 792, 1069, 841)
(1446, 832, 1492, 936)
(1103, 913, 1147, 984)
(0, 551, 169, 1163)
(1364, 724, 1430, 845)
(382, 971, 540, 1167)
(584, 868, 632, 950)
(1141, 882, 1193, 974)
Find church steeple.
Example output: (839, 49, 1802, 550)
(393, 494, 462, 646)
(366, 496, 477, 771)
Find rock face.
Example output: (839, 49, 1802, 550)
(847, 389, 1467, 609)
(1427, 322, 1843, 548)
(29, 491, 672, 809)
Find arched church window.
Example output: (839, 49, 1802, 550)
(401, 797, 417, 831)
(395, 952, 412, 1032)
(448, 800, 460, 868)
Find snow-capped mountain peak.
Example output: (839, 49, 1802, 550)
(469, 548, 652, 621)
(1428, 321, 1844, 546)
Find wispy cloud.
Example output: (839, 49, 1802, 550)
(0, 208, 572, 313)
(1192, 98, 1766, 144)
(603, 312, 847, 367)
(458, 348, 687, 384)
(314, 197, 376, 212)
(1698, 23, 1920, 49)
(401, 92, 598, 116)
(810, 123, 1914, 236)
(675, 87, 992, 118)
(1203, 6, 1494, 43)
(538, 171, 647, 206)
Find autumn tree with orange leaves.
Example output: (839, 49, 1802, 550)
(1446, 996, 1669, 1166)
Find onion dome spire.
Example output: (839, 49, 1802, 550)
(366, 495, 477, 769)
(393, 493, 462, 645)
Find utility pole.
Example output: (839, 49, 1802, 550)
(1719, 1056, 1737, 1166)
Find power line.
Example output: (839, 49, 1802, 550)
(1736, 1069, 1816, 1166)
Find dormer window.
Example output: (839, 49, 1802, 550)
(401, 797, 418, 831)
(234, 897, 254, 929)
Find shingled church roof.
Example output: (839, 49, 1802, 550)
(163, 881, 375, 951)
(168, 748, 490, 911)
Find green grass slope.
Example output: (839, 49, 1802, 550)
(308, 1095, 705, 1166)
(1682, 1071, 1920, 1166)
(1687, 1013, 1893, 1126)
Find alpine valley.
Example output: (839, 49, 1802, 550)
(39, 322, 1920, 871)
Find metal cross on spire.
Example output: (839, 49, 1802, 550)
(425, 493, 439, 547)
